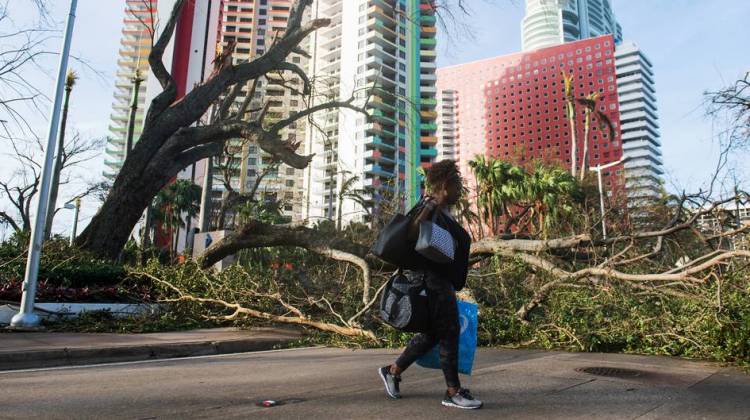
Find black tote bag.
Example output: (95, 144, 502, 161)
(370, 198, 424, 267)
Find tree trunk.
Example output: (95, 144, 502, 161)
(580, 108, 591, 180)
(337, 194, 343, 231)
(44, 84, 73, 240)
(199, 219, 370, 268)
(77, 160, 173, 259)
(567, 102, 577, 178)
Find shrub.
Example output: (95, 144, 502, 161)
(0, 235, 153, 303)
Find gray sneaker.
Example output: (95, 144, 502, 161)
(442, 388, 483, 409)
(378, 366, 401, 399)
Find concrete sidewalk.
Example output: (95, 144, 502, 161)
(0, 327, 302, 371)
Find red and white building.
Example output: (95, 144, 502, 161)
(437, 35, 625, 193)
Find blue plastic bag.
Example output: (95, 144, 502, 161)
(416, 300, 478, 375)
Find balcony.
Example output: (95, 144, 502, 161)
(420, 110, 438, 120)
(420, 85, 437, 95)
(370, 109, 397, 125)
(420, 37, 437, 49)
(367, 30, 397, 51)
(420, 73, 437, 83)
(420, 49, 437, 61)
(421, 25, 436, 37)
(420, 122, 437, 132)
(420, 14, 436, 26)
(364, 164, 394, 178)
(365, 63, 397, 81)
(364, 149, 396, 165)
(421, 61, 437, 70)
(366, 123, 396, 139)
(364, 41, 397, 62)
(364, 136, 396, 151)
(313, 159, 338, 171)
(369, 95, 396, 112)
(368, 5, 397, 26)
(365, 68, 397, 89)
(420, 148, 438, 158)
(366, 18, 397, 41)
(104, 159, 124, 169)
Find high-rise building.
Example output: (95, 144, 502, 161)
(615, 41, 663, 204)
(437, 35, 625, 192)
(213, 0, 308, 220)
(475, 0, 663, 205)
(436, 89, 458, 161)
(303, 0, 438, 225)
(522, 0, 622, 52)
(104, 0, 157, 179)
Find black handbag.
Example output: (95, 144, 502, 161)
(378, 270, 430, 333)
(370, 198, 425, 267)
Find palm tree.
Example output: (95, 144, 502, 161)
(44, 70, 77, 240)
(469, 156, 526, 235)
(152, 180, 202, 256)
(454, 193, 481, 238)
(469, 156, 499, 234)
(522, 165, 579, 238)
(562, 71, 578, 178)
(236, 199, 285, 225)
(336, 172, 369, 230)
(576, 92, 616, 180)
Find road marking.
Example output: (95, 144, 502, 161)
(0, 345, 325, 375)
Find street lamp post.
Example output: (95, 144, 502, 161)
(11, 0, 78, 329)
(594, 164, 608, 240)
(64, 198, 81, 246)
(590, 156, 631, 240)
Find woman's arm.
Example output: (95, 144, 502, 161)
(407, 197, 436, 240)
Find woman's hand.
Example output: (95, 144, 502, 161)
(407, 196, 437, 240)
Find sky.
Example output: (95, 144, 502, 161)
(1, 0, 749, 238)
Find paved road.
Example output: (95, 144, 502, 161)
(0, 347, 748, 419)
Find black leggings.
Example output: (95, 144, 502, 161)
(394, 270, 460, 388)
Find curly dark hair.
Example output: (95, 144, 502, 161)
(425, 159, 462, 191)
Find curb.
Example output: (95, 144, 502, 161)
(0, 337, 299, 371)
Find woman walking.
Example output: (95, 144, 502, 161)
(378, 159, 482, 409)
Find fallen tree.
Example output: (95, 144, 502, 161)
(174, 189, 749, 341)
(132, 272, 385, 341)
(199, 220, 374, 304)
(76, 0, 369, 259)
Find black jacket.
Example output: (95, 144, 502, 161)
(401, 203, 472, 291)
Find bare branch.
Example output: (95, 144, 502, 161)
(276, 62, 311, 95)
(135, 270, 378, 340)
(143, 0, 184, 127)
